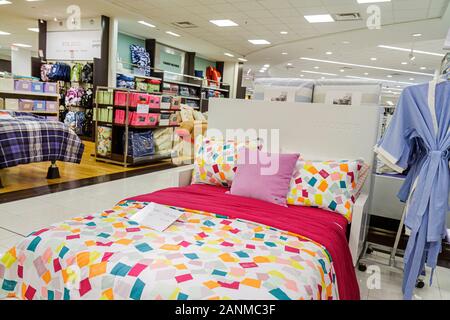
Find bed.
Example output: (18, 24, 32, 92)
(0, 111, 84, 188)
(0, 100, 380, 300)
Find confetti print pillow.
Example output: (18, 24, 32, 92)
(192, 137, 259, 187)
(287, 160, 361, 222)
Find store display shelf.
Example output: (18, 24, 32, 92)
(117, 72, 162, 82)
(112, 105, 179, 113)
(202, 86, 229, 93)
(7, 109, 59, 115)
(163, 79, 201, 88)
(0, 90, 60, 98)
(179, 96, 200, 101)
(128, 151, 175, 165)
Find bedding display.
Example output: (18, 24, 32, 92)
(0, 184, 359, 300)
(0, 111, 84, 169)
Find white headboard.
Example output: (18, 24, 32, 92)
(207, 99, 381, 167)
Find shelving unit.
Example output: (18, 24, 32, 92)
(94, 86, 179, 167)
(0, 87, 60, 117)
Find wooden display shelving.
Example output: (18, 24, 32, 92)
(0, 87, 60, 117)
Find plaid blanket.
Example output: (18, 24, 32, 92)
(0, 112, 84, 169)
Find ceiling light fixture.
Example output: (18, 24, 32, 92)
(401, 62, 408, 65)
(282, 52, 288, 55)
(314, 66, 320, 69)
(12, 43, 32, 48)
(0, 31, 11, 35)
(326, 51, 333, 55)
(370, 57, 377, 61)
(27, 28, 39, 33)
(280, 31, 288, 35)
(409, 78, 415, 81)
(387, 75, 393, 78)
(166, 31, 180, 37)
(420, 67, 427, 70)
(0, 0, 12, 4)
(412, 33, 422, 37)
(301, 70, 337, 76)
(304, 14, 335, 23)
(299, 57, 433, 76)
(238, 58, 248, 62)
(138, 21, 156, 28)
(346, 75, 415, 85)
(342, 41, 350, 44)
(357, 0, 391, 3)
(287, 63, 293, 66)
(340, 69, 345, 72)
(210, 20, 238, 27)
(248, 39, 271, 45)
(378, 45, 445, 57)
(224, 53, 234, 57)
(263, 64, 270, 68)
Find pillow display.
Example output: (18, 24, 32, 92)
(287, 160, 361, 221)
(192, 137, 259, 187)
(230, 149, 300, 206)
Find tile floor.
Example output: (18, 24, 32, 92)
(0, 167, 448, 300)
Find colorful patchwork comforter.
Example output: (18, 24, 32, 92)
(0, 112, 84, 169)
(0, 200, 338, 300)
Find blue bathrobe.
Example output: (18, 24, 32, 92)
(375, 80, 450, 300)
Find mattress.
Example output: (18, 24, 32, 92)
(0, 184, 359, 300)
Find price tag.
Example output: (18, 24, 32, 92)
(136, 104, 149, 114)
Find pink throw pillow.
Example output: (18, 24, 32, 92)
(229, 148, 300, 206)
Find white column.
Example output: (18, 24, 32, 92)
(222, 62, 239, 99)
(11, 47, 31, 77)
(108, 18, 119, 87)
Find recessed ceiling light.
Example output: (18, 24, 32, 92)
(259, 70, 265, 73)
(166, 31, 180, 37)
(340, 69, 345, 72)
(12, 43, 32, 48)
(301, 70, 337, 76)
(281, 52, 288, 55)
(224, 53, 234, 57)
(314, 66, 320, 69)
(27, 28, 39, 33)
(248, 39, 271, 45)
(346, 75, 415, 85)
(304, 14, 334, 23)
(342, 41, 350, 44)
(364, 72, 369, 75)
(420, 67, 426, 70)
(280, 31, 288, 35)
(326, 51, 333, 55)
(401, 62, 408, 65)
(0, 30, 10, 35)
(357, 0, 391, 3)
(378, 45, 445, 57)
(409, 78, 415, 81)
(370, 57, 377, 61)
(263, 64, 270, 68)
(287, 63, 293, 66)
(299, 57, 433, 76)
(412, 33, 422, 37)
(0, 0, 12, 5)
(387, 75, 393, 78)
(138, 21, 156, 28)
(238, 58, 248, 62)
(210, 19, 238, 27)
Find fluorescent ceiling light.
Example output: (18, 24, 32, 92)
(409, 78, 415, 80)
(299, 57, 433, 76)
(420, 67, 427, 70)
(280, 31, 288, 35)
(370, 57, 377, 61)
(166, 31, 180, 37)
(412, 33, 422, 37)
(326, 51, 333, 55)
(357, 0, 391, 3)
(387, 75, 393, 78)
(210, 19, 238, 27)
(0, 31, 11, 35)
(340, 69, 345, 72)
(0, 0, 11, 4)
(314, 66, 320, 69)
(301, 70, 337, 76)
(287, 63, 292, 66)
(12, 43, 32, 48)
(401, 62, 408, 65)
(224, 53, 234, 57)
(27, 28, 39, 33)
(248, 39, 270, 45)
(138, 21, 156, 28)
(346, 75, 415, 85)
(263, 64, 270, 68)
(378, 45, 445, 57)
(259, 70, 265, 73)
(281, 52, 288, 55)
(238, 58, 248, 62)
(304, 14, 334, 23)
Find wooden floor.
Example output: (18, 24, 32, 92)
(0, 141, 173, 194)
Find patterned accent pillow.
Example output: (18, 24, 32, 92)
(192, 137, 259, 187)
(287, 160, 360, 221)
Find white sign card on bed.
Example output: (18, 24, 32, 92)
(131, 203, 184, 232)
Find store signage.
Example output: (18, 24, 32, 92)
(46, 30, 102, 61)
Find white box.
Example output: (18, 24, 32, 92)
(0, 78, 14, 91)
(5, 98, 19, 110)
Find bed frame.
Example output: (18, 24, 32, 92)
(177, 98, 381, 266)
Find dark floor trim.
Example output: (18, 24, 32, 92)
(0, 163, 180, 204)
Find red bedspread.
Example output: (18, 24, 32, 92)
(128, 184, 360, 300)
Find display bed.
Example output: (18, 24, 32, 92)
(0, 184, 359, 300)
(0, 112, 84, 188)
